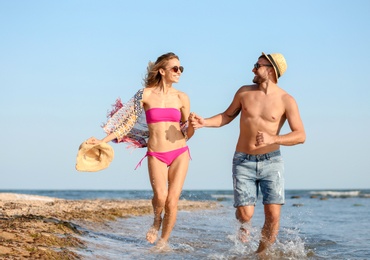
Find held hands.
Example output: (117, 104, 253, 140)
(188, 112, 195, 122)
(188, 112, 205, 130)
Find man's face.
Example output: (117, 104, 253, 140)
(252, 57, 273, 84)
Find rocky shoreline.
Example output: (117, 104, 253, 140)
(0, 193, 218, 259)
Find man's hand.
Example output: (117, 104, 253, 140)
(256, 131, 275, 146)
(190, 113, 205, 130)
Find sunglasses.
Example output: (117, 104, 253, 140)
(168, 66, 184, 73)
(254, 63, 273, 70)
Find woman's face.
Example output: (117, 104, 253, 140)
(162, 58, 182, 84)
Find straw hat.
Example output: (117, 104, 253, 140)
(262, 52, 287, 83)
(75, 141, 114, 172)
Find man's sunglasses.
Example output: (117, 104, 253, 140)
(168, 66, 184, 73)
(254, 63, 273, 70)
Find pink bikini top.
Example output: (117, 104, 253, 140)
(145, 108, 181, 124)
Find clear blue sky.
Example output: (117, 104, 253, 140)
(1, 0, 369, 190)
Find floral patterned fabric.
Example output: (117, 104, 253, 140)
(102, 88, 189, 149)
(102, 88, 149, 148)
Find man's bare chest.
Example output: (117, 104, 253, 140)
(241, 97, 284, 123)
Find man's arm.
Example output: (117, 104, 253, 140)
(256, 95, 306, 146)
(191, 87, 243, 129)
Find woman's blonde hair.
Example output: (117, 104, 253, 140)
(144, 52, 179, 88)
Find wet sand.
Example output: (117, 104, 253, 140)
(0, 193, 218, 259)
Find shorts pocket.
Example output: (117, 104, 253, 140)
(268, 156, 283, 163)
(232, 153, 246, 165)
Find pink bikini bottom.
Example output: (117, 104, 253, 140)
(135, 146, 190, 169)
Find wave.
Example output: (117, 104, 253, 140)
(309, 190, 361, 198)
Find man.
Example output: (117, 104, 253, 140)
(191, 52, 305, 255)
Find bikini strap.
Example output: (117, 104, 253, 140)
(135, 153, 148, 170)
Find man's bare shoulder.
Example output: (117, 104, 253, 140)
(276, 86, 292, 98)
(237, 84, 259, 93)
(279, 90, 299, 108)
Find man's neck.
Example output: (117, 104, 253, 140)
(259, 81, 277, 94)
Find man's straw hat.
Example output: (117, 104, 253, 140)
(262, 52, 287, 83)
(75, 142, 114, 172)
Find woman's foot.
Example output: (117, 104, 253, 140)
(146, 216, 162, 243)
(152, 239, 172, 252)
(146, 226, 159, 244)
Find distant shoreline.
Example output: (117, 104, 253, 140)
(1, 188, 368, 191)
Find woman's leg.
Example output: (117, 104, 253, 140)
(159, 151, 189, 244)
(146, 157, 169, 244)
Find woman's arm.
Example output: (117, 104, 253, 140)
(179, 92, 194, 140)
(86, 132, 117, 145)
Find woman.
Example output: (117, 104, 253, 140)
(87, 52, 194, 250)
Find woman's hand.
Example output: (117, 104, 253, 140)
(188, 112, 195, 122)
(86, 137, 102, 145)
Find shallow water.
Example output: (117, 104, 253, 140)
(78, 190, 370, 259)
(4, 189, 370, 259)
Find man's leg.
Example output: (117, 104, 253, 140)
(256, 204, 281, 254)
(232, 151, 258, 243)
(257, 151, 284, 254)
(235, 205, 254, 222)
(235, 205, 255, 242)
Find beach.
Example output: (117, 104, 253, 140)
(1, 190, 369, 259)
(0, 193, 218, 259)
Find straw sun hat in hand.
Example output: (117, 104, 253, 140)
(75, 140, 114, 172)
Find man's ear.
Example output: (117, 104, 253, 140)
(269, 68, 277, 83)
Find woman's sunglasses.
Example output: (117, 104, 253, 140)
(168, 66, 184, 73)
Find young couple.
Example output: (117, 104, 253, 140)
(85, 51, 305, 255)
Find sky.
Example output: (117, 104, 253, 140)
(1, 0, 369, 191)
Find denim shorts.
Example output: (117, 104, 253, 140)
(232, 150, 285, 207)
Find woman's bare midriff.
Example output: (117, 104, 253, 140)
(147, 122, 186, 152)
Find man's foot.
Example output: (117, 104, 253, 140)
(238, 226, 250, 243)
(256, 247, 270, 259)
(146, 226, 159, 244)
(255, 240, 272, 259)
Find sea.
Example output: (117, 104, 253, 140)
(2, 189, 370, 260)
